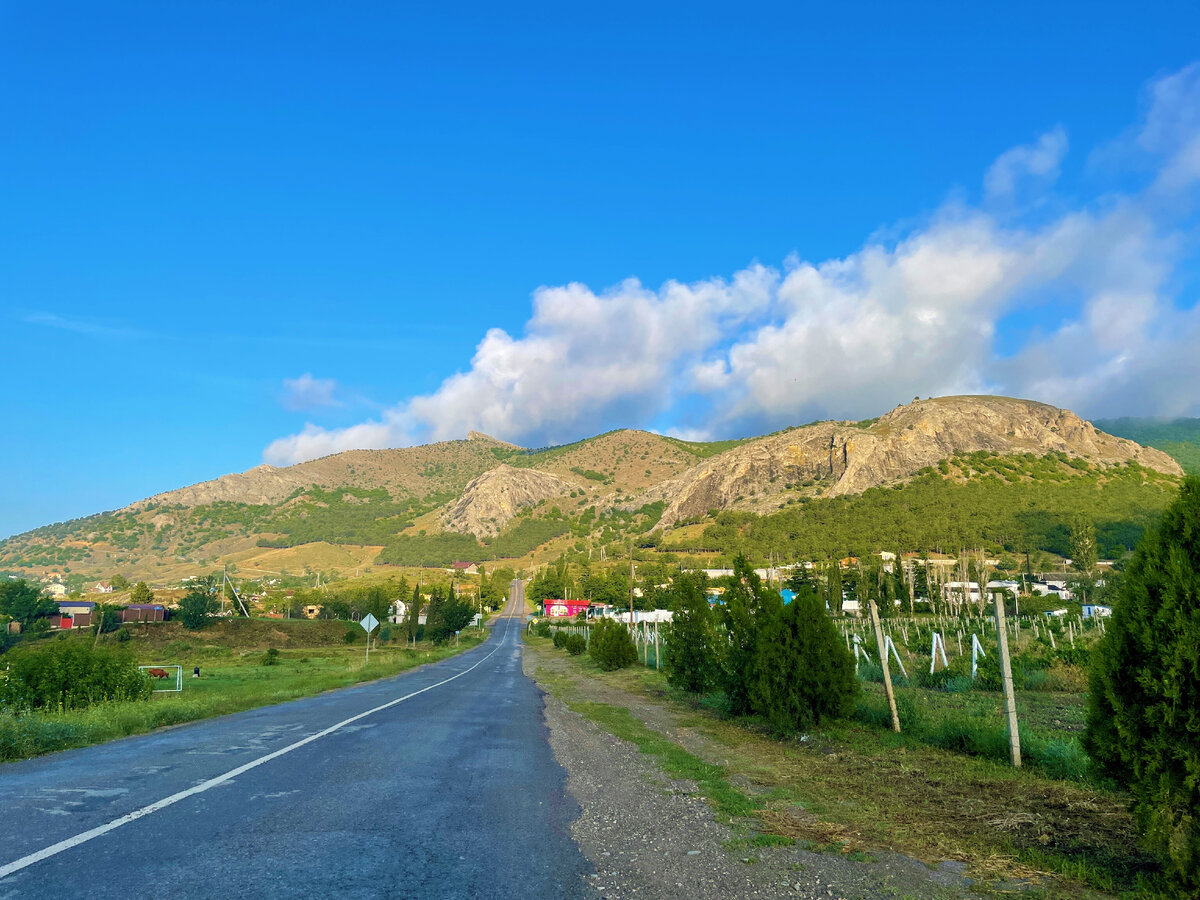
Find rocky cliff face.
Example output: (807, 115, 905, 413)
(131, 464, 313, 509)
(647, 396, 1184, 527)
(440, 465, 574, 537)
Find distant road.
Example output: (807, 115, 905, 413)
(0, 591, 589, 898)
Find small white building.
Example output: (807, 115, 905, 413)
(1082, 604, 1113, 618)
(44, 583, 68, 598)
(1030, 582, 1075, 601)
(941, 581, 982, 605)
(389, 600, 408, 625)
(595, 609, 673, 624)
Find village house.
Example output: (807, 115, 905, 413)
(122, 604, 166, 623)
(389, 599, 408, 625)
(56, 599, 95, 629)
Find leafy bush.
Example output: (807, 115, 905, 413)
(553, 630, 567, 649)
(178, 588, 218, 630)
(344, 629, 359, 644)
(1085, 476, 1200, 890)
(588, 618, 637, 671)
(533, 621, 551, 638)
(0, 642, 150, 712)
(565, 634, 586, 656)
(115, 629, 132, 643)
(261, 648, 281, 666)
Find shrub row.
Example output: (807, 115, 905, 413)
(0, 641, 150, 712)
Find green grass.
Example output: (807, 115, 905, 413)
(0, 631, 486, 763)
(526, 634, 1171, 897)
(659, 435, 755, 459)
(566, 700, 758, 820)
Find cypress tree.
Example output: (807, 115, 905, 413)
(588, 617, 637, 671)
(405, 583, 421, 644)
(1084, 476, 1200, 889)
(718, 556, 766, 715)
(750, 585, 858, 734)
(827, 561, 844, 616)
(663, 573, 719, 693)
(425, 586, 447, 642)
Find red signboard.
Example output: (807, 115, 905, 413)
(543, 599, 590, 618)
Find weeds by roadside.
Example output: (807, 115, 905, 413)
(524, 629, 1175, 898)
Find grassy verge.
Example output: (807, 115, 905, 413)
(568, 700, 758, 821)
(525, 632, 1174, 898)
(0, 629, 487, 763)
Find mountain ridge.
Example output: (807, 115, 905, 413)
(0, 395, 1184, 579)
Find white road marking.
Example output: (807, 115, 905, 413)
(0, 618, 514, 880)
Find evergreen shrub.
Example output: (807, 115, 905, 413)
(565, 634, 586, 656)
(663, 573, 720, 693)
(748, 587, 858, 734)
(1085, 476, 1200, 890)
(588, 618, 637, 671)
(553, 630, 567, 649)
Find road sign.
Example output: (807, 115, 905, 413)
(360, 613, 379, 664)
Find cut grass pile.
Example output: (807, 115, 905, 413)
(0, 626, 486, 763)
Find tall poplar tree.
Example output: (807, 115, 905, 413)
(405, 583, 421, 644)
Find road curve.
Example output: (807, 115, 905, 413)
(0, 592, 590, 898)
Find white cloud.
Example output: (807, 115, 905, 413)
(984, 126, 1068, 201)
(264, 64, 1200, 466)
(263, 416, 409, 465)
(280, 373, 340, 412)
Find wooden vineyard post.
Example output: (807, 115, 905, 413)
(867, 593, 901, 733)
(993, 593, 1022, 767)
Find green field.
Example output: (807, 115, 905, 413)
(0, 618, 487, 763)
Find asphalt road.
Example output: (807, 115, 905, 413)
(0, 592, 590, 898)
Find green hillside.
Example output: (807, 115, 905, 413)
(664, 454, 1180, 563)
(1096, 417, 1200, 474)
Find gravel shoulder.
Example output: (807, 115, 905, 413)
(523, 638, 979, 900)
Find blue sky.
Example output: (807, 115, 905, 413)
(2, 1, 1200, 539)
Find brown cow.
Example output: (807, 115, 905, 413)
(147, 668, 169, 679)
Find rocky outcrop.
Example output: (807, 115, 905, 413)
(828, 395, 1180, 495)
(648, 396, 1183, 527)
(131, 465, 315, 510)
(441, 465, 574, 537)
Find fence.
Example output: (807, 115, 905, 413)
(537, 618, 667, 669)
(538, 608, 1106, 679)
